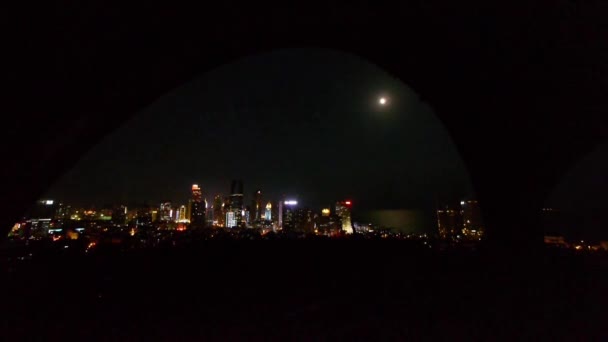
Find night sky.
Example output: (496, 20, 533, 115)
(547, 141, 608, 238)
(44, 48, 473, 214)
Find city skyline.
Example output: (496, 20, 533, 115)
(42, 49, 474, 213)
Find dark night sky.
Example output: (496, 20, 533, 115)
(45, 48, 473, 212)
(547, 140, 608, 237)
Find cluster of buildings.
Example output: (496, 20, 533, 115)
(436, 200, 484, 241)
(9, 180, 357, 239)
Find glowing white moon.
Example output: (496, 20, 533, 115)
(379, 97, 387, 105)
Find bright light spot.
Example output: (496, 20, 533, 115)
(379, 97, 387, 105)
(284, 200, 298, 205)
(460, 201, 465, 205)
(45, 200, 54, 205)
(345, 201, 352, 205)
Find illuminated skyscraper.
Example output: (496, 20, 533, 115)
(227, 180, 244, 227)
(226, 211, 237, 228)
(205, 199, 215, 226)
(178, 205, 187, 222)
(278, 200, 284, 229)
(335, 201, 353, 234)
(264, 202, 272, 221)
(281, 200, 298, 231)
(190, 184, 205, 227)
(160, 201, 172, 222)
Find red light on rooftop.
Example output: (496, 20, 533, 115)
(345, 201, 352, 205)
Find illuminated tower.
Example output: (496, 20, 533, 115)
(160, 201, 172, 222)
(278, 200, 284, 230)
(227, 180, 244, 227)
(190, 184, 205, 227)
(281, 200, 298, 231)
(265, 202, 272, 221)
(178, 205, 187, 222)
(335, 200, 353, 234)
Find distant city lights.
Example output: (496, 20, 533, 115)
(284, 200, 298, 205)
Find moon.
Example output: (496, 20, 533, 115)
(379, 97, 387, 105)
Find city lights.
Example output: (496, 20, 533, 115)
(284, 200, 298, 205)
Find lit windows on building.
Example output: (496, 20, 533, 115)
(437, 207, 462, 240)
(335, 201, 353, 234)
(264, 202, 272, 221)
(461, 200, 484, 239)
(226, 211, 237, 228)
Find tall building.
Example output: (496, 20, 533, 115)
(252, 190, 263, 221)
(278, 200, 284, 229)
(437, 206, 462, 240)
(280, 200, 313, 233)
(205, 199, 216, 226)
(160, 201, 172, 222)
(178, 205, 187, 222)
(335, 201, 353, 234)
(281, 200, 297, 231)
(264, 202, 272, 221)
(227, 180, 244, 227)
(213, 195, 225, 227)
(461, 200, 484, 239)
(190, 184, 205, 227)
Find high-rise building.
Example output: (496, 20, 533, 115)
(264, 202, 272, 221)
(278, 200, 284, 230)
(437, 206, 462, 240)
(280, 200, 313, 233)
(177, 205, 187, 222)
(244, 206, 251, 225)
(252, 190, 263, 221)
(213, 195, 225, 227)
(190, 184, 205, 227)
(335, 201, 353, 234)
(227, 180, 244, 227)
(461, 200, 484, 239)
(226, 211, 237, 228)
(206, 199, 215, 226)
(160, 201, 172, 222)
(281, 200, 297, 231)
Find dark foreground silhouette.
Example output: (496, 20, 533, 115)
(1, 240, 606, 340)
